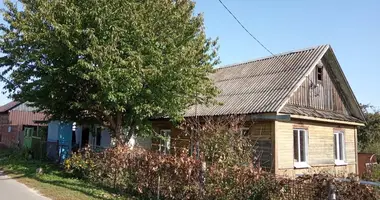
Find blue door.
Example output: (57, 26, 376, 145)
(58, 123, 73, 161)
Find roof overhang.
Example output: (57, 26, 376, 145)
(290, 114, 365, 126)
(250, 113, 291, 121)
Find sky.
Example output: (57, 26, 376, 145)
(0, 0, 379, 107)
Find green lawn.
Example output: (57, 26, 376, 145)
(0, 149, 134, 200)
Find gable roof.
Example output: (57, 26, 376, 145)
(0, 101, 21, 112)
(185, 45, 364, 122)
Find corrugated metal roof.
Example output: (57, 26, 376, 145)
(0, 101, 21, 112)
(185, 45, 330, 117)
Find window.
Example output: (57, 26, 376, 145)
(8, 126, 11, 133)
(317, 66, 323, 82)
(96, 127, 102, 146)
(0, 134, 2, 143)
(240, 127, 250, 137)
(159, 129, 171, 155)
(334, 132, 346, 165)
(293, 129, 309, 168)
(24, 127, 34, 137)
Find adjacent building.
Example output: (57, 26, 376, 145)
(0, 101, 45, 148)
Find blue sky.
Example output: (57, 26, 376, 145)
(0, 0, 379, 107)
(194, 0, 379, 107)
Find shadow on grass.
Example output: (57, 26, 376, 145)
(0, 159, 130, 200)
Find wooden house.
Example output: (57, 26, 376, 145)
(149, 45, 365, 177)
(0, 101, 45, 148)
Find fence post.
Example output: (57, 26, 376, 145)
(157, 175, 160, 200)
(328, 182, 337, 200)
(200, 161, 206, 196)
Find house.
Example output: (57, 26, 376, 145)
(0, 101, 46, 148)
(46, 121, 112, 161)
(149, 44, 365, 177)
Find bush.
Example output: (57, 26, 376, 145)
(205, 165, 280, 200)
(64, 146, 380, 200)
(362, 163, 380, 182)
(64, 150, 94, 179)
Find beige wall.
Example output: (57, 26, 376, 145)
(275, 119, 358, 177)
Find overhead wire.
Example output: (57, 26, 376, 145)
(217, 0, 318, 88)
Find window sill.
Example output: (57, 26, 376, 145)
(335, 161, 348, 166)
(294, 162, 311, 169)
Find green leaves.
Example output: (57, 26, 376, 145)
(358, 104, 380, 150)
(0, 0, 219, 137)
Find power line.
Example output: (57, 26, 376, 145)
(217, 0, 277, 59)
(217, 0, 317, 88)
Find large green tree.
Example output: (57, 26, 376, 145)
(358, 104, 380, 151)
(0, 0, 219, 140)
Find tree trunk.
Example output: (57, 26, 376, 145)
(114, 112, 124, 146)
(114, 126, 124, 146)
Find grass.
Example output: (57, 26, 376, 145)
(0, 148, 134, 200)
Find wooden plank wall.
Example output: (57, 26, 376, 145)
(151, 120, 275, 170)
(275, 120, 357, 177)
(246, 121, 274, 170)
(288, 62, 349, 115)
(151, 121, 190, 155)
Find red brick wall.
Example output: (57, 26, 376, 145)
(0, 113, 9, 125)
(0, 124, 22, 148)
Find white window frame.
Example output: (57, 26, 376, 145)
(159, 129, 171, 155)
(334, 131, 347, 165)
(240, 127, 250, 137)
(293, 129, 310, 168)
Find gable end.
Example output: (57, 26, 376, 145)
(279, 47, 364, 122)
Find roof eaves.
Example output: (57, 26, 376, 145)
(325, 48, 366, 121)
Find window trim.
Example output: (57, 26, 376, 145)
(159, 129, 171, 155)
(317, 66, 323, 82)
(334, 131, 347, 165)
(293, 129, 310, 168)
(240, 127, 250, 136)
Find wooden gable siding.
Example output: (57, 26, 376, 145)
(11, 103, 38, 112)
(287, 62, 349, 115)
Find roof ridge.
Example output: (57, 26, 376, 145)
(215, 44, 330, 71)
(0, 101, 21, 112)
